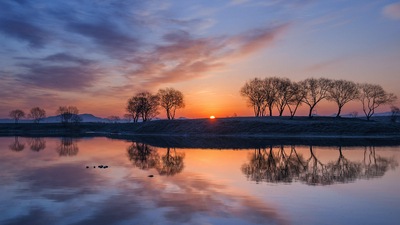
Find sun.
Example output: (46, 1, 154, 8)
(209, 115, 215, 119)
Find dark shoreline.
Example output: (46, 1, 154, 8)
(1, 117, 400, 147)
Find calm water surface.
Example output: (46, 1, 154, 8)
(1, 137, 399, 225)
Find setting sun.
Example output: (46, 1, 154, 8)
(209, 115, 215, 119)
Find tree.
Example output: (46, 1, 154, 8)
(28, 107, 46, 123)
(300, 78, 332, 118)
(240, 78, 266, 117)
(56, 106, 79, 123)
(274, 78, 292, 116)
(327, 79, 359, 117)
(262, 77, 280, 116)
(157, 88, 185, 120)
(391, 106, 400, 122)
(126, 92, 159, 122)
(126, 96, 141, 123)
(9, 109, 25, 124)
(286, 82, 306, 119)
(358, 83, 397, 120)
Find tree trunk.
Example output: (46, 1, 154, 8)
(336, 106, 342, 118)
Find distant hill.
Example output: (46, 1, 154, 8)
(0, 113, 110, 123)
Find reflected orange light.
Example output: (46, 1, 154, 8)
(209, 115, 215, 119)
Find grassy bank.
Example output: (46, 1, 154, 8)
(0, 116, 399, 137)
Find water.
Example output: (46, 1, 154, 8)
(1, 137, 400, 225)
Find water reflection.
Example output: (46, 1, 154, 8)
(56, 137, 79, 156)
(242, 145, 399, 185)
(9, 136, 25, 152)
(127, 143, 185, 176)
(28, 138, 46, 152)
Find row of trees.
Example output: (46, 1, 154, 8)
(8, 106, 81, 124)
(126, 87, 185, 122)
(240, 77, 397, 120)
(9, 107, 46, 124)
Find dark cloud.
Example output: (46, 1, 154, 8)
(0, 18, 51, 48)
(67, 20, 140, 58)
(43, 53, 93, 65)
(3, 207, 56, 225)
(18, 63, 101, 91)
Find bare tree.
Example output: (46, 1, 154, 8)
(300, 78, 332, 118)
(287, 82, 306, 119)
(158, 88, 185, 120)
(57, 106, 79, 123)
(358, 83, 397, 120)
(262, 77, 280, 116)
(240, 78, 266, 117)
(9, 109, 25, 124)
(127, 92, 159, 122)
(391, 106, 400, 122)
(28, 107, 46, 123)
(327, 79, 359, 117)
(126, 96, 141, 123)
(274, 78, 292, 116)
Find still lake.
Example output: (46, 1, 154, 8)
(1, 136, 399, 225)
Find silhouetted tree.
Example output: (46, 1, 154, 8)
(57, 138, 79, 156)
(240, 78, 266, 117)
(127, 92, 159, 122)
(358, 83, 397, 120)
(28, 107, 46, 123)
(327, 80, 359, 117)
(57, 106, 79, 123)
(156, 147, 185, 176)
(390, 106, 399, 122)
(262, 77, 280, 116)
(9, 109, 25, 124)
(158, 88, 185, 120)
(28, 138, 46, 152)
(300, 78, 332, 118)
(127, 142, 160, 170)
(9, 136, 25, 151)
(274, 78, 292, 116)
(286, 82, 306, 119)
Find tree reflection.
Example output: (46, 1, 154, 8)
(361, 146, 398, 179)
(28, 138, 46, 152)
(127, 142, 160, 170)
(241, 146, 306, 183)
(156, 147, 185, 176)
(127, 143, 185, 176)
(56, 138, 79, 156)
(9, 136, 25, 152)
(242, 145, 398, 186)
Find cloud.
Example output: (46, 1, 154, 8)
(67, 20, 140, 58)
(18, 63, 101, 91)
(383, 3, 400, 20)
(0, 18, 51, 48)
(43, 53, 93, 65)
(124, 24, 288, 89)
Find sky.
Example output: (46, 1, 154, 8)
(1, 0, 399, 119)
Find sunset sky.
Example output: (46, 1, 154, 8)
(1, 0, 399, 119)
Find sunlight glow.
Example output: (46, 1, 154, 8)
(210, 115, 216, 119)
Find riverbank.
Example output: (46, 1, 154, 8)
(0, 116, 399, 137)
